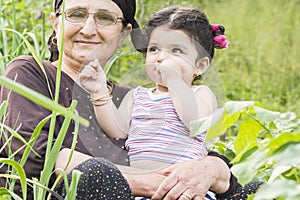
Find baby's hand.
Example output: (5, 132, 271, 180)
(157, 64, 182, 86)
(78, 59, 108, 96)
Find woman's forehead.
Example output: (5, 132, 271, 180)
(64, 0, 123, 15)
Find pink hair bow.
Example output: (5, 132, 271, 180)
(214, 35, 230, 49)
(212, 24, 230, 49)
(212, 24, 220, 32)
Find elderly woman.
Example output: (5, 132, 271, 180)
(0, 0, 261, 199)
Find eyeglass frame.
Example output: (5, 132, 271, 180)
(56, 9, 125, 26)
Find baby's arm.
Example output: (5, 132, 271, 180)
(169, 82, 217, 128)
(193, 86, 218, 118)
(78, 60, 131, 139)
(158, 66, 216, 128)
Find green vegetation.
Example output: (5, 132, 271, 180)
(0, 0, 299, 199)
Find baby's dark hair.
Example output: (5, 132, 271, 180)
(143, 6, 227, 61)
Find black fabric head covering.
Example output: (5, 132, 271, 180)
(48, 0, 144, 62)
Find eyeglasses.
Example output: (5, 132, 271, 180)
(57, 8, 124, 26)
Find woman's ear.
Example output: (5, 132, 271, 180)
(119, 23, 132, 46)
(50, 12, 59, 32)
(195, 56, 210, 75)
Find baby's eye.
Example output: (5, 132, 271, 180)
(148, 46, 159, 53)
(172, 48, 183, 54)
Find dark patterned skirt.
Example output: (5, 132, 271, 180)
(51, 158, 134, 200)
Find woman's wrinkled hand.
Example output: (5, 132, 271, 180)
(151, 156, 230, 200)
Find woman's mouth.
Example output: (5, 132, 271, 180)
(75, 40, 101, 45)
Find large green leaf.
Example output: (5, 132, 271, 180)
(190, 108, 224, 137)
(225, 101, 255, 115)
(254, 106, 281, 123)
(268, 142, 300, 167)
(266, 132, 300, 156)
(231, 148, 267, 185)
(254, 179, 300, 200)
(206, 110, 240, 141)
(234, 118, 262, 154)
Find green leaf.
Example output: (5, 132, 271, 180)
(19, 115, 53, 167)
(38, 101, 77, 199)
(190, 107, 224, 137)
(205, 109, 240, 141)
(65, 170, 82, 200)
(254, 179, 300, 200)
(231, 142, 258, 163)
(268, 165, 291, 182)
(269, 142, 300, 166)
(0, 100, 8, 119)
(225, 101, 255, 115)
(231, 160, 257, 185)
(0, 159, 27, 200)
(231, 150, 266, 185)
(266, 132, 300, 156)
(0, 188, 22, 200)
(0, 76, 88, 127)
(234, 118, 262, 154)
(254, 106, 281, 123)
(4, 28, 54, 99)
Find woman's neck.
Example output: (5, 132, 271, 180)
(52, 59, 82, 82)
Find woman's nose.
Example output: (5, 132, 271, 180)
(80, 16, 97, 36)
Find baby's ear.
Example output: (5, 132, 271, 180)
(195, 56, 210, 75)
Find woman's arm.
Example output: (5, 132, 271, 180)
(57, 149, 242, 199)
(55, 148, 92, 175)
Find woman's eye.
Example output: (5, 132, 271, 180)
(96, 13, 115, 23)
(172, 48, 183, 54)
(148, 46, 159, 53)
(68, 10, 86, 19)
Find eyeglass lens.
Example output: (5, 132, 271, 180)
(65, 8, 121, 25)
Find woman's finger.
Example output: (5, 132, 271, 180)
(177, 189, 196, 200)
(151, 174, 178, 200)
(169, 187, 194, 200)
(193, 195, 205, 200)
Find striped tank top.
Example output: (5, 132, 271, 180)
(125, 86, 207, 163)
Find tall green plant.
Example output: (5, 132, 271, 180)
(0, 1, 86, 199)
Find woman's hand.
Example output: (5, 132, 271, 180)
(78, 59, 109, 96)
(151, 156, 231, 200)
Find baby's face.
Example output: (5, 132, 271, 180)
(145, 27, 200, 86)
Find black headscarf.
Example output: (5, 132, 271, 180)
(48, 0, 144, 62)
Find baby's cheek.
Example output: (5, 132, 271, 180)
(146, 65, 162, 84)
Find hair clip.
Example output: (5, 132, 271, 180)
(212, 24, 220, 32)
(212, 24, 230, 49)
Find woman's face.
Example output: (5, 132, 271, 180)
(52, 0, 130, 67)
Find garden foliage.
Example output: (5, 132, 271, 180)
(0, 0, 299, 199)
